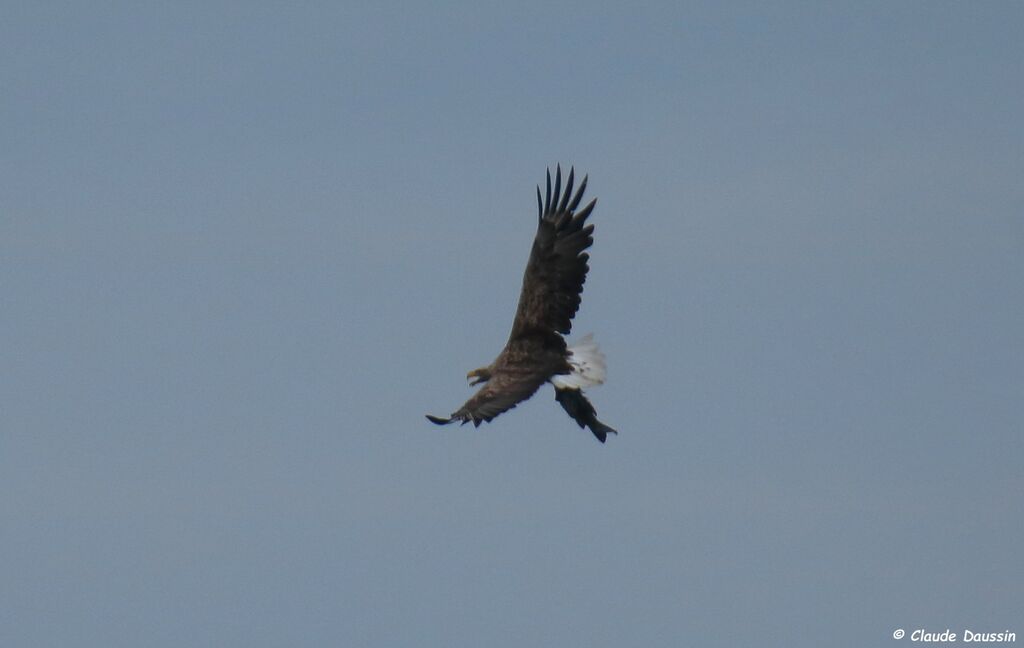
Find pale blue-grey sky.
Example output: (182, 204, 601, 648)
(2, 3, 1022, 647)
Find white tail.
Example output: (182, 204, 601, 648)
(551, 334, 607, 389)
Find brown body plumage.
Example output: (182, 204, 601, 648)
(426, 166, 617, 442)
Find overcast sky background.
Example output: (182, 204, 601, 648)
(2, 3, 1022, 647)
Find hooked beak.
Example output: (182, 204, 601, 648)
(467, 369, 488, 386)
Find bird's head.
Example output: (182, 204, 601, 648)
(467, 367, 492, 386)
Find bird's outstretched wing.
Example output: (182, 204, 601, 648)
(426, 371, 547, 427)
(507, 165, 597, 341)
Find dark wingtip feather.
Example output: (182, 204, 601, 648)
(553, 165, 562, 212)
(426, 414, 452, 425)
(545, 169, 552, 214)
(536, 186, 542, 221)
(558, 167, 575, 212)
(575, 198, 597, 222)
(568, 174, 589, 212)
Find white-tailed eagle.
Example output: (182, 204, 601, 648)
(427, 166, 617, 442)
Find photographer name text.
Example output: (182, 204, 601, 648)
(893, 629, 1016, 643)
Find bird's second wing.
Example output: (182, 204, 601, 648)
(508, 165, 597, 340)
(430, 370, 547, 427)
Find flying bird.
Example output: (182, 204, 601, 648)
(426, 165, 617, 442)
